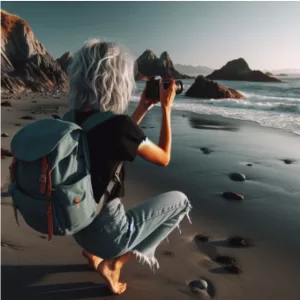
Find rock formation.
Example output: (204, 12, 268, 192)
(185, 75, 244, 99)
(1, 9, 68, 93)
(136, 49, 191, 80)
(56, 51, 73, 73)
(206, 58, 281, 83)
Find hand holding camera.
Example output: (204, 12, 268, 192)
(141, 76, 183, 110)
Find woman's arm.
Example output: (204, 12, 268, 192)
(131, 89, 154, 125)
(137, 80, 176, 167)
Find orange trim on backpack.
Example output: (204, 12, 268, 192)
(40, 157, 48, 194)
(47, 199, 53, 241)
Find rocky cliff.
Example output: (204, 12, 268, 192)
(1, 10, 68, 93)
(136, 49, 191, 80)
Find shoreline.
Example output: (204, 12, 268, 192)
(2, 93, 300, 299)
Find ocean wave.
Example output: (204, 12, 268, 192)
(184, 99, 300, 114)
(242, 92, 300, 102)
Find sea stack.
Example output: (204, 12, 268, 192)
(206, 58, 281, 83)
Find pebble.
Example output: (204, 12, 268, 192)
(247, 163, 252, 167)
(194, 234, 210, 243)
(1, 133, 9, 137)
(229, 173, 246, 182)
(14, 124, 22, 126)
(21, 116, 36, 120)
(200, 147, 213, 154)
(189, 279, 208, 292)
(222, 192, 244, 201)
(1, 101, 12, 107)
(1, 148, 12, 157)
(228, 236, 252, 248)
(283, 159, 293, 165)
(215, 255, 236, 265)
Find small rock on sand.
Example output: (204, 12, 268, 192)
(1, 133, 9, 137)
(21, 116, 36, 120)
(228, 236, 252, 248)
(247, 163, 252, 167)
(229, 173, 246, 182)
(222, 192, 244, 201)
(1, 148, 12, 157)
(14, 123, 22, 127)
(194, 234, 210, 243)
(283, 159, 293, 165)
(189, 279, 208, 292)
(1, 101, 12, 107)
(200, 147, 213, 154)
(215, 255, 236, 265)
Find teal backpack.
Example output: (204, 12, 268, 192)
(8, 110, 122, 241)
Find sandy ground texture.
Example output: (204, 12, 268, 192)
(1, 93, 300, 300)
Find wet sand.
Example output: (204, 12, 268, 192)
(1, 93, 300, 299)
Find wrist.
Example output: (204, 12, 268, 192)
(161, 105, 171, 113)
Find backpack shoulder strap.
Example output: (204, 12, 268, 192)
(81, 111, 115, 133)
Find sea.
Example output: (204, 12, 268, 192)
(132, 76, 300, 135)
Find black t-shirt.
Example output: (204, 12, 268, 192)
(76, 111, 146, 203)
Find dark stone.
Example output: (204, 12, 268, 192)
(56, 51, 73, 72)
(247, 163, 252, 167)
(1, 148, 12, 157)
(21, 116, 36, 120)
(1, 133, 9, 137)
(14, 123, 22, 126)
(229, 173, 246, 182)
(194, 234, 210, 243)
(215, 255, 236, 265)
(228, 236, 252, 248)
(206, 58, 281, 83)
(1, 101, 12, 107)
(32, 100, 37, 103)
(188, 279, 208, 292)
(186, 75, 244, 99)
(200, 147, 213, 154)
(283, 159, 293, 165)
(222, 192, 244, 201)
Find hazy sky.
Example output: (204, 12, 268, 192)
(2, 1, 300, 70)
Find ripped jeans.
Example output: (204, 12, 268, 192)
(73, 191, 192, 270)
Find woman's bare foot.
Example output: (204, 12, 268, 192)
(97, 259, 127, 294)
(82, 249, 103, 271)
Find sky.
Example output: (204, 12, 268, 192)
(2, 1, 300, 70)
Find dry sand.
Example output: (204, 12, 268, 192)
(1, 93, 300, 299)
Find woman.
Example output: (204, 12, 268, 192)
(68, 39, 192, 295)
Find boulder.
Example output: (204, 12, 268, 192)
(185, 76, 244, 99)
(1, 9, 68, 93)
(206, 58, 281, 83)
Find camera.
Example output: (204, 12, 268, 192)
(145, 76, 183, 102)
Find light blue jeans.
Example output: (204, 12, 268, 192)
(73, 191, 192, 270)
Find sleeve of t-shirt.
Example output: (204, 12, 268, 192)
(114, 115, 147, 162)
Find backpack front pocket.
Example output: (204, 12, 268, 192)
(54, 174, 97, 234)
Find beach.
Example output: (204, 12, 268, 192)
(1, 93, 300, 300)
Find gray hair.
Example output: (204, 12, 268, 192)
(67, 39, 136, 114)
